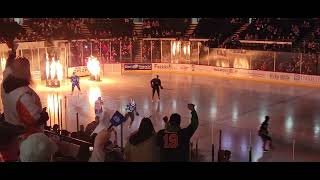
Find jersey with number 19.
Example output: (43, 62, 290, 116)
(157, 110, 198, 162)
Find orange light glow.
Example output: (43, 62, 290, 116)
(47, 93, 62, 125)
(87, 56, 100, 79)
(46, 54, 63, 81)
(88, 86, 101, 107)
(1, 57, 6, 72)
(233, 58, 249, 69)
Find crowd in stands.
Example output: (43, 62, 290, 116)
(301, 26, 320, 53)
(1, 18, 320, 54)
(142, 18, 189, 38)
(26, 18, 83, 40)
(241, 18, 311, 42)
(88, 18, 133, 39)
(142, 19, 175, 38)
(0, 18, 23, 43)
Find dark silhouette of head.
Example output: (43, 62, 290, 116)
(129, 117, 155, 145)
(52, 124, 59, 133)
(265, 116, 270, 123)
(12, 57, 32, 84)
(169, 113, 181, 128)
(224, 150, 231, 160)
(156, 75, 159, 79)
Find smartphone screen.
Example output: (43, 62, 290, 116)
(89, 147, 93, 151)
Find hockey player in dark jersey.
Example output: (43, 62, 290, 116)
(157, 103, 199, 162)
(71, 72, 81, 95)
(150, 75, 163, 102)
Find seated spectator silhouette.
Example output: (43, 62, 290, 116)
(85, 116, 100, 137)
(89, 128, 119, 162)
(124, 117, 160, 162)
(52, 124, 60, 134)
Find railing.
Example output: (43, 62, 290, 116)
(43, 129, 92, 161)
(43, 129, 92, 146)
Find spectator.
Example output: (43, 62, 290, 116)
(92, 110, 111, 135)
(61, 130, 70, 137)
(19, 133, 58, 162)
(85, 116, 100, 137)
(157, 103, 199, 162)
(221, 150, 232, 162)
(52, 124, 60, 134)
(77, 125, 87, 140)
(89, 128, 118, 162)
(1, 56, 49, 161)
(0, 120, 26, 162)
(124, 117, 159, 162)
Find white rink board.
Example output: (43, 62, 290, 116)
(152, 63, 320, 86)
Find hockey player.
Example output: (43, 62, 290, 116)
(125, 98, 139, 128)
(71, 72, 81, 95)
(94, 97, 104, 117)
(150, 75, 163, 102)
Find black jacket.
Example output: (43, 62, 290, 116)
(157, 110, 199, 162)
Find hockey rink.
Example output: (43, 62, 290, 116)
(32, 71, 320, 162)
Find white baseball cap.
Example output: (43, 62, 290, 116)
(20, 133, 58, 162)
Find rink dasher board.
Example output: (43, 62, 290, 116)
(152, 63, 320, 87)
(27, 63, 320, 87)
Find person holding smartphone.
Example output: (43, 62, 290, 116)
(157, 103, 199, 162)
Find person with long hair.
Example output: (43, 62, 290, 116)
(0, 56, 49, 161)
(124, 118, 159, 162)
